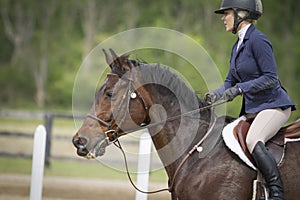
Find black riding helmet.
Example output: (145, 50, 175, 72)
(215, 0, 263, 34)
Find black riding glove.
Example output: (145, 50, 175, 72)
(204, 92, 217, 104)
(222, 85, 242, 102)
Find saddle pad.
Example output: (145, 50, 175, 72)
(222, 116, 257, 170)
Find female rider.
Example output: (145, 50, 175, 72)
(205, 0, 296, 199)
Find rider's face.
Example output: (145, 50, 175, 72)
(221, 10, 234, 32)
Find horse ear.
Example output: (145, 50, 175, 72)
(106, 49, 132, 75)
(109, 48, 123, 67)
(103, 49, 113, 68)
(121, 52, 130, 60)
(109, 48, 131, 71)
(109, 48, 119, 61)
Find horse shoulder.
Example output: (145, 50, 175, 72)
(175, 142, 256, 199)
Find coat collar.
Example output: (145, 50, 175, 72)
(243, 24, 255, 40)
(238, 24, 251, 42)
(234, 24, 255, 54)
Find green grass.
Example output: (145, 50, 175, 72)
(0, 118, 43, 134)
(0, 157, 168, 183)
(0, 157, 32, 174)
(0, 117, 78, 136)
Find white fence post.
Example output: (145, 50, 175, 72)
(30, 125, 47, 200)
(135, 129, 152, 200)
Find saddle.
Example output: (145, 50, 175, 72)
(234, 118, 300, 166)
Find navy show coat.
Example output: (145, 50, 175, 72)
(214, 24, 295, 115)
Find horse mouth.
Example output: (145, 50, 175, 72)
(85, 139, 108, 159)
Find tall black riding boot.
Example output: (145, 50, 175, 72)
(251, 141, 285, 200)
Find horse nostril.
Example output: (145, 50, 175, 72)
(72, 136, 88, 149)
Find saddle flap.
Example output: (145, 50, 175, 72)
(233, 120, 254, 164)
(233, 120, 285, 167)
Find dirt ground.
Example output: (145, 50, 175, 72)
(0, 174, 170, 200)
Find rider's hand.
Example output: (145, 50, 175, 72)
(222, 85, 242, 102)
(204, 92, 217, 104)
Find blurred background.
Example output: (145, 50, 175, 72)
(0, 0, 299, 199)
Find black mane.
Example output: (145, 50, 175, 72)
(132, 59, 211, 122)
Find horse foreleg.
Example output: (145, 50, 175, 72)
(171, 191, 178, 200)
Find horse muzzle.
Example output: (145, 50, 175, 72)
(72, 135, 109, 159)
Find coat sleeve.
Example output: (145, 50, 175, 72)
(213, 64, 238, 98)
(213, 44, 239, 98)
(237, 33, 279, 94)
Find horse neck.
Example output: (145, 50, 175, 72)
(144, 84, 208, 178)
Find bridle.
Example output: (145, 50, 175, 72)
(86, 61, 228, 194)
(87, 61, 150, 145)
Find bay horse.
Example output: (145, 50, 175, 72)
(72, 49, 300, 200)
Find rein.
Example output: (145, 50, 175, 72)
(89, 99, 227, 194)
(111, 111, 219, 195)
(87, 99, 227, 142)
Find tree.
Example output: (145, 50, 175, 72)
(1, 0, 56, 107)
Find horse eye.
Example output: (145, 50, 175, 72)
(106, 91, 117, 101)
(106, 91, 113, 98)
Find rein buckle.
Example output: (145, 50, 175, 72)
(105, 129, 118, 143)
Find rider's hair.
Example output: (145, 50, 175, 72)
(238, 10, 257, 24)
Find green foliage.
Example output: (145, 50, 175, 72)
(0, 1, 299, 120)
(0, 64, 35, 107)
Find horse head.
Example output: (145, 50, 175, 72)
(72, 49, 151, 159)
